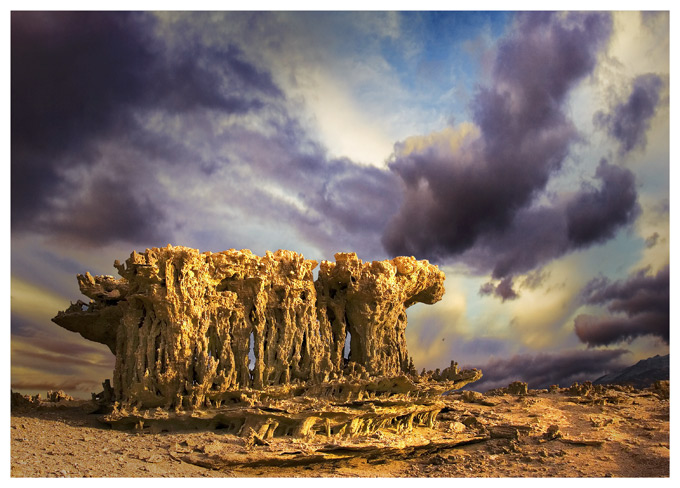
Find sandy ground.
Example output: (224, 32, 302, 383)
(10, 386, 669, 478)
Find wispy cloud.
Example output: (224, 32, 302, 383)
(11, 314, 115, 397)
(594, 73, 664, 154)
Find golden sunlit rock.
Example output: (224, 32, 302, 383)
(52, 246, 481, 436)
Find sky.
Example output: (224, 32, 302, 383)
(9, 9, 671, 397)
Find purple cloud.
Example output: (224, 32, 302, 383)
(574, 265, 669, 346)
(458, 159, 638, 299)
(11, 12, 281, 246)
(479, 276, 519, 302)
(463, 348, 631, 391)
(565, 159, 640, 247)
(383, 12, 617, 278)
(594, 73, 664, 154)
(11, 11, 401, 259)
(11, 313, 115, 396)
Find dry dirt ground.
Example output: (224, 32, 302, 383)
(10, 386, 669, 478)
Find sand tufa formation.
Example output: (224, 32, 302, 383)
(53, 246, 480, 435)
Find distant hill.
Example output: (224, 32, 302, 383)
(594, 354, 669, 389)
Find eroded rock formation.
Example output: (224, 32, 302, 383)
(53, 246, 481, 435)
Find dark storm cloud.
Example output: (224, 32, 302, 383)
(470, 206, 568, 280)
(12, 12, 148, 233)
(574, 314, 668, 348)
(11, 11, 281, 246)
(43, 175, 169, 247)
(383, 12, 613, 263)
(382, 12, 640, 301)
(463, 348, 630, 391)
(315, 158, 401, 237)
(565, 159, 640, 247)
(574, 265, 669, 346)
(459, 160, 638, 300)
(12, 11, 397, 257)
(594, 73, 664, 154)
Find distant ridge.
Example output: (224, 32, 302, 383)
(594, 354, 669, 389)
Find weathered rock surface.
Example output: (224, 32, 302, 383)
(46, 390, 75, 403)
(487, 381, 529, 396)
(316, 253, 444, 378)
(52, 246, 480, 435)
(11, 383, 669, 477)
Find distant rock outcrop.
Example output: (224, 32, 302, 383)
(594, 354, 669, 389)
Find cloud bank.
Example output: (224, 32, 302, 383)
(472, 158, 639, 296)
(464, 348, 631, 391)
(574, 265, 669, 346)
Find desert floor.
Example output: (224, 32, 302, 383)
(10, 386, 669, 478)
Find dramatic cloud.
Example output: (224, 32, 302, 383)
(383, 12, 617, 275)
(166, 111, 401, 259)
(464, 348, 631, 391)
(460, 159, 638, 287)
(11, 12, 283, 246)
(574, 265, 669, 346)
(564, 159, 640, 247)
(594, 73, 664, 154)
(42, 174, 169, 247)
(11, 11, 399, 257)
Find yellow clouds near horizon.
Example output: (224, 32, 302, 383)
(11, 275, 74, 324)
(405, 275, 468, 370)
(11, 339, 114, 396)
(11, 275, 116, 398)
